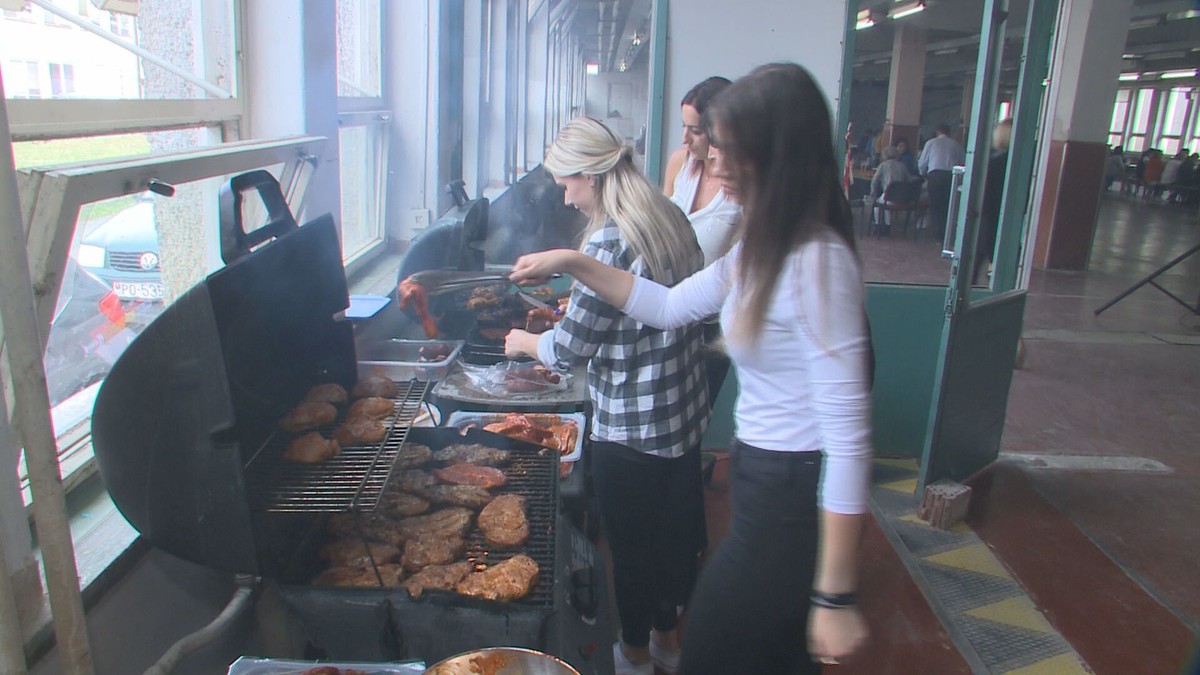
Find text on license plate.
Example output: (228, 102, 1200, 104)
(112, 281, 164, 299)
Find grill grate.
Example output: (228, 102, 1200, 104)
(245, 379, 430, 513)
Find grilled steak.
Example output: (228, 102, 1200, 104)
(346, 397, 394, 421)
(302, 383, 349, 405)
(395, 443, 433, 469)
(394, 468, 436, 493)
(455, 554, 539, 601)
(477, 494, 529, 548)
(378, 490, 430, 518)
(313, 563, 404, 588)
(352, 376, 398, 400)
(395, 507, 474, 542)
(433, 443, 511, 466)
(420, 484, 494, 509)
(283, 433, 340, 463)
(402, 534, 466, 571)
(434, 463, 508, 489)
(402, 561, 472, 599)
(333, 419, 388, 447)
(326, 515, 406, 546)
(279, 401, 337, 432)
(318, 539, 401, 567)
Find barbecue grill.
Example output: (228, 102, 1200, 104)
(89, 174, 612, 673)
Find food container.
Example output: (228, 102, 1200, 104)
(444, 411, 584, 463)
(357, 339, 464, 382)
(423, 647, 580, 675)
(227, 656, 425, 674)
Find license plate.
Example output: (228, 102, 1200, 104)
(112, 281, 164, 300)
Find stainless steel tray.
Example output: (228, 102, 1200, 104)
(356, 339, 464, 382)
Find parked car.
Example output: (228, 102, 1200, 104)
(75, 199, 164, 301)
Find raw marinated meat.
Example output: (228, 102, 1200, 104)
(283, 433, 340, 463)
(352, 376, 398, 400)
(333, 419, 387, 447)
(402, 533, 466, 571)
(279, 401, 337, 432)
(302, 383, 349, 405)
(455, 554, 539, 602)
(434, 463, 508, 489)
(477, 494, 529, 548)
(402, 561, 472, 599)
(433, 443, 511, 466)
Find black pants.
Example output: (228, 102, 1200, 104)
(927, 169, 954, 239)
(591, 440, 704, 648)
(679, 442, 822, 675)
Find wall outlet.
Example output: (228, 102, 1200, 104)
(408, 208, 432, 232)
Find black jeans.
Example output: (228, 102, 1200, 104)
(679, 441, 822, 675)
(927, 169, 954, 239)
(591, 440, 704, 648)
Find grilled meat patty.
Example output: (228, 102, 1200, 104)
(378, 490, 430, 518)
(346, 397, 394, 421)
(312, 563, 404, 588)
(402, 561, 472, 599)
(283, 433, 340, 463)
(419, 484, 494, 509)
(395, 507, 474, 542)
(318, 539, 402, 567)
(302, 383, 349, 405)
(402, 534, 466, 571)
(395, 443, 433, 469)
(279, 402, 338, 433)
(433, 443, 511, 466)
(477, 494, 529, 548)
(394, 468, 437, 493)
(455, 554, 539, 602)
(333, 419, 388, 447)
(352, 376, 398, 400)
(434, 463, 508, 489)
(325, 514, 406, 546)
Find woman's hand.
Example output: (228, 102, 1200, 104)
(510, 249, 580, 286)
(808, 606, 868, 665)
(505, 329, 540, 360)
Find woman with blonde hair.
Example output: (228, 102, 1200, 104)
(510, 64, 873, 673)
(505, 117, 709, 675)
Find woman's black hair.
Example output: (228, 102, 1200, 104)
(681, 76, 733, 117)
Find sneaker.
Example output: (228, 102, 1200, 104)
(649, 638, 681, 674)
(612, 641, 653, 675)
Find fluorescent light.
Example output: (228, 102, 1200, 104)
(1128, 17, 1161, 30)
(934, 48, 958, 56)
(1166, 9, 1200, 20)
(1122, 53, 1139, 60)
(891, 1, 925, 20)
(1160, 69, 1198, 79)
(631, 33, 642, 46)
(617, 61, 628, 73)
(585, 62, 599, 76)
(1118, 73, 1141, 81)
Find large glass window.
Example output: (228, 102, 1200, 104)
(338, 117, 389, 260)
(336, 0, 382, 97)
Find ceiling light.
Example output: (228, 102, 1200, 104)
(1128, 17, 1162, 30)
(585, 62, 599, 76)
(1160, 69, 1198, 79)
(631, 33, 641, 46)
(1118, 73, 1141, 81)
(934, 48, 958, 56)
(856, 8, 874, 30)
(1166, 9, 1200, 20)
(891, 1, 925, 20)
(1122, 53, 1139, 60)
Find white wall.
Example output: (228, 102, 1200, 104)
(659, 0, 850, 179)
(1044, 0, 1133, 141)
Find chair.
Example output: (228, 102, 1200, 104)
(870, 180, 922, 238)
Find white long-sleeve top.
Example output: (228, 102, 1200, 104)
(669, 159, 741, 266)
(623, 233, 873, 514)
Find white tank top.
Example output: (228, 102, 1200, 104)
(670, 160, 741, 266)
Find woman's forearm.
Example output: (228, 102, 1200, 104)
(564, 252, 636, 308)
(812, 511, 865, 595)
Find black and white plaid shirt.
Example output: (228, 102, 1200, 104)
(535, 223, 709, 458)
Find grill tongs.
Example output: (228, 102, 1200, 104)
(403, 270, 511, 294)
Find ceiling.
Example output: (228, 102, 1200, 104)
(851, 0, 1200, 90)
(555, 0, 653, 74)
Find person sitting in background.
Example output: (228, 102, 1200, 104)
(1104, 146, 1126, 191)
(1161, 150, 1185, 201)
(1143, 149, 1165, 196)
(870, 146, 912, 230)
(895, 137, 918, 174)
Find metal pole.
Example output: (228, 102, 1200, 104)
(0, 536, 29, 674)
(0, 73, 96, 675)
(28, 0, 233, 100)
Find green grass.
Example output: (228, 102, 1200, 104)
(12, 134, 152, 170)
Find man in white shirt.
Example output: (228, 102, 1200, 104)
(918, 123, 966, 239)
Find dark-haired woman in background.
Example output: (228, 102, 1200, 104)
(510, 63, 873, 673)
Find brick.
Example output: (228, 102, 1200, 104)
(918, 480, 972, 530)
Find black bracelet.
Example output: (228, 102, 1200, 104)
(810, 591, 858, 609)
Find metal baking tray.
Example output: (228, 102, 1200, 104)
(227, 656, 425, 674)
(444, 410, 585, 462)
(356, 339, 464, 382)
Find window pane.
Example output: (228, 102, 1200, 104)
(1127, 135, 1145, 153)
(338, 124, 385, 260)
(1131, 89, 1154, 133)
(1161, 88, 1188, 136)
(1110, 99, 1129, 133)
(1108, 133, 1123, 147)
(0, 0, 237, 100)
(1160, 137, 1179, 155)
(336, 0, 382, 97)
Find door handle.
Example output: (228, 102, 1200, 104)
(942, 165, 967, 259)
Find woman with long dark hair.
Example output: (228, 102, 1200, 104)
(509, 63, 872, 673)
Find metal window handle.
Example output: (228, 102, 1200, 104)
(942, 165, 967, 259)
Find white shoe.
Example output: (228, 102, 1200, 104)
(612, 641, 653, 675)
(649, 637, 681, 674)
